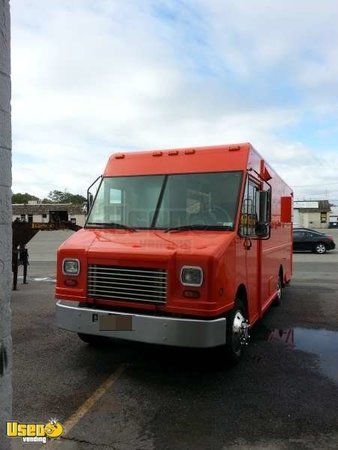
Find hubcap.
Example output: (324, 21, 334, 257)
(317, 244, 326, 254)
(232, 310, 250, 352)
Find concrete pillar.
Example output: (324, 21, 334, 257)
(0, 0, 12, 447)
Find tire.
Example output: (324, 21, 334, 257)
(224, 300, 249, 364)
(77, 333, 111, 346)
(314, 243, 327, 254)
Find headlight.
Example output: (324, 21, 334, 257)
(62, 259, 80, 276)
(180, 266, 203, 287)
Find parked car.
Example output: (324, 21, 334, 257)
(293, 228, 336, 254)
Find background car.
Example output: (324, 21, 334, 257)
(293, 228, 336, 254)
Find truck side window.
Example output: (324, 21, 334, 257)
(240, 178, 260, 236)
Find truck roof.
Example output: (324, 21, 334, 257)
(103, 143, 292, 194)
(104, 143, 251, 177)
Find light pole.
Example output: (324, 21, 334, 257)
(0, 0, 12, 448)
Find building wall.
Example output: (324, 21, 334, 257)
(329, 207, 338, 223)
(0, 0, 12, 446)
(293, 209, 300, 227)
(71, 214, 86, 227)
(12, 212, 85, 226)
(32, 214, 48, 223)
(295, 211, 329, 229)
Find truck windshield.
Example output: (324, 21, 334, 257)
(86, 171, 242, 230)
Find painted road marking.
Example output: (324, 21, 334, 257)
(18, 275, 56, 283)
(62, 364, 125, 434)
(44, 364, 125, 448)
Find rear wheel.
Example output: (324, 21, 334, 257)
(225, 300, 250, 364)
(314, 243, 327, 254)
(77, 333, 111, 346)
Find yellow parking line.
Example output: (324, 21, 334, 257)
(44, 363, 125, 447)
(63, 363, 125, 435)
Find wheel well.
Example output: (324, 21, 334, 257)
(236, 284, 248, 316)
(279, 265, 284, 287)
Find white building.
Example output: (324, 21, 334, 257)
(329, 206, 338, 229)
(293, 200, 332, 229)
(12, 202, 86, 227)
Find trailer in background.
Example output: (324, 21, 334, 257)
(12, 220, 81, 290)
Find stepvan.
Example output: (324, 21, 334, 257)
(56, 143, 293, 362)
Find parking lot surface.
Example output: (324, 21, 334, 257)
(8, 231, 338, 449)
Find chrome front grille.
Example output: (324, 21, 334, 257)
(87, 265, 167, 304)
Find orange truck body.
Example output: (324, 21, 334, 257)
(56, 143, 293, 349)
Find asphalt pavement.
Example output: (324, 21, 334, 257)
(8, 230, 338, 449)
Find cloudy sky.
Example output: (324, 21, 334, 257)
(11, 0, 338, 202)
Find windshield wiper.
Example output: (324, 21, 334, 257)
(164, 224, 231, 233)
(86, 222, 136, 231)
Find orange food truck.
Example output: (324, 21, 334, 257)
(56, 143, 293, 362)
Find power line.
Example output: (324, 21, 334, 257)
(294, 192, 338, 196)
(294, 199, 338, 203)
(292, 181, 338, 188)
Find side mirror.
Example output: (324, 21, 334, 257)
(258, 190, 269, 223)
(255, 222, 269, 237)
(256, 190, 271, 238)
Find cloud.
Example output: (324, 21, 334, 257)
(198, 1, 338, 83)
(10, 0, 338, 202)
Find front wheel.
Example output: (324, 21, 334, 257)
(225, 301, 250, 364)
(314, 243, 327, 254)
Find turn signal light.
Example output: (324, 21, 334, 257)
(183, 290, 200, 299)
(64, 278, 78, 287)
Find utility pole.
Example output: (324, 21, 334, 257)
(0, 0, 12, 448)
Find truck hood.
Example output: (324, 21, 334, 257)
(60, 228, 235, 259)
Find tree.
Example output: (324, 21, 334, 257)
(12, 193, 40, 204)
(43, 190, 86, 205)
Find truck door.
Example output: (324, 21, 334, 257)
(240, 177, 261, 321)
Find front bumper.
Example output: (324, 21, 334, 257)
(56, 300, 227, 348)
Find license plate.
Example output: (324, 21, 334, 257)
(99, 314, 133, 331)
